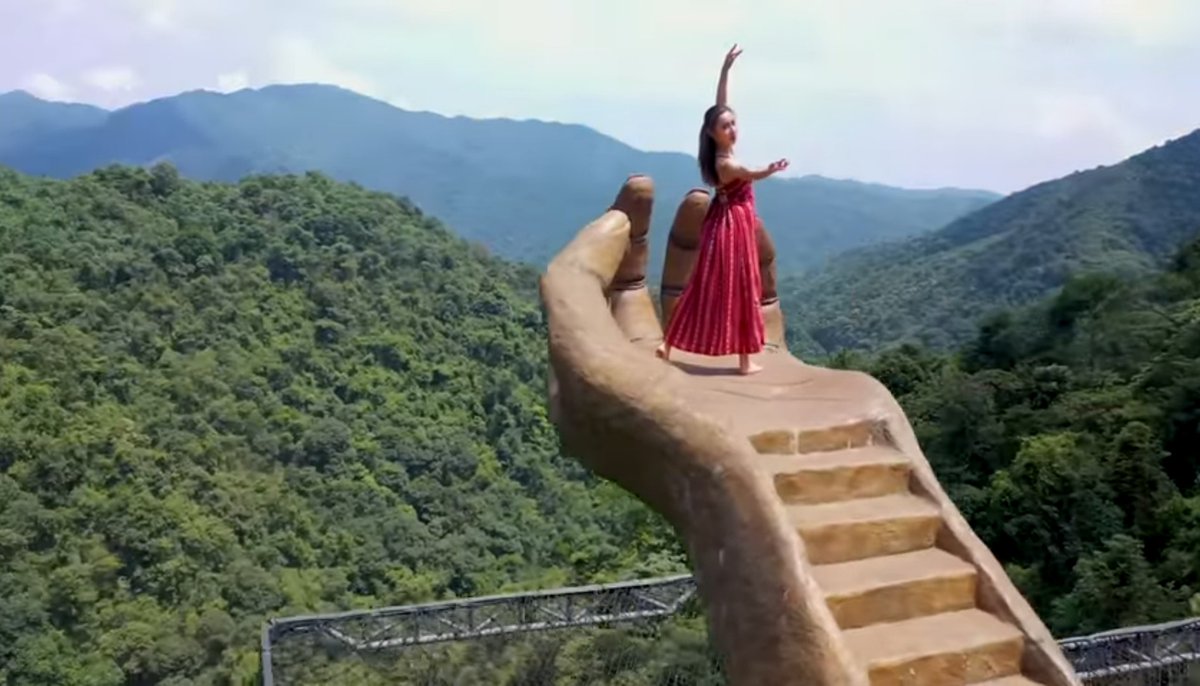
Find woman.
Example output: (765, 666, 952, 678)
(657, 44, 789, 375)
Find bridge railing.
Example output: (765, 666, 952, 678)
(1060, 616, 1200, 685)
(262, 573, 1200, 685)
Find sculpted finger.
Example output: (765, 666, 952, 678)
(540, 183, 678, 463)
(756, 217, 787, 350)
(541, 204, 634, 435)
(543, 208, 630, 295)
(660, 188, 711, 327)
(609, 174, 663, 346)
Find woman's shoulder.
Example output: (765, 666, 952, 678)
(714, 155, 746, 188)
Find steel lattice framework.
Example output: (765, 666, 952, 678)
(1060, 617, 1200, 684)
(262, 573, 1200, 685)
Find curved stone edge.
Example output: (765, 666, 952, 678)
(540, 177, 868, 686)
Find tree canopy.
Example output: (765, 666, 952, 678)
(2, 162, 1197, 685)
(0, 164, 685, 685)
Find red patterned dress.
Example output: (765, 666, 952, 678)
(663, 178, 765, 356)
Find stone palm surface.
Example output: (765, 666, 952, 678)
(539, 176, 1082, 686)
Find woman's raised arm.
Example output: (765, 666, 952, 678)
(716, 44, 742, 106)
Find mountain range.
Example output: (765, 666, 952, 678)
(0, 85, 999, 273)
(9, 83, 1196, 358)
(782, 127, 1200, 353)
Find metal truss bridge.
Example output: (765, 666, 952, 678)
(262, 573, 1200, 685)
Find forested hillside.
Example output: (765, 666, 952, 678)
(2, 164, 1198, 686)
(783, 128, 1200, 354)
(831, 237, 1200, 635)
(0, 85, 999, 273)
(0, 164, 685, 685)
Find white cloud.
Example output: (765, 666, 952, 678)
(47, 0, 85, 19)
(127, 0, 177, 30)
(24, 72, 73, 101)
(216, 71, 250, 93)
(117, 0, 238, 34)
(1033, 0, 1194, 46)
(387, 96, 414, 111)
(243, 0, 1198, 191)
(83, 66, 142, 93)
(17, 0, 1198, 191)
(267, 34, 387, 100)
(1029, 92, 1156, 161)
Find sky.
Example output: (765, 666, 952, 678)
(2, 0, 1199, 193)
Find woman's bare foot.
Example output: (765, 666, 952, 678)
(738, 355, 762, 375)
(655, 343, 671, 361)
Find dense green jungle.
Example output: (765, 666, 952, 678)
(1, 164, 1198, 685)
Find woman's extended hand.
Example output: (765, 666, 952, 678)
(768, 158, 790, 174)
(723, 44, 743, 71)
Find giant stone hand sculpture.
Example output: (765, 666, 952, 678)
(540, 176, 1082, 686)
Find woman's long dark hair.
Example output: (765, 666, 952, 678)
(698, 104, 733, 187)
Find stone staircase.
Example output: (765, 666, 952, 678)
(541, 175, 1079, 684)
(758, 440, 1049, 686)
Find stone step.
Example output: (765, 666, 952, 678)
(759, 446, 911, 505)
(844, 609, 1024, 686)
(975, 677, 1048, 686)
(788, 493, 941, 565)
(813, 548, 978, 629)
(749, 418, 886, 455)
